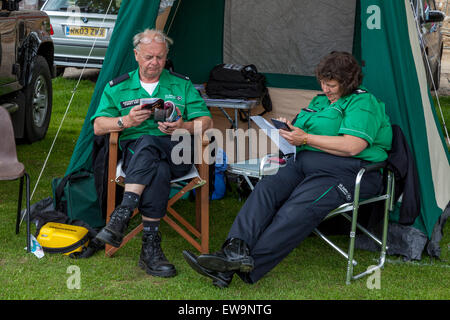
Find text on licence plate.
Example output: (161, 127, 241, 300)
(65, 26, 107, 39)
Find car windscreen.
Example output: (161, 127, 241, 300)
(42, 0, 122, 15)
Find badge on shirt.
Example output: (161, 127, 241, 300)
(120, 99, 140, 109)
(165, 94, 183, 102)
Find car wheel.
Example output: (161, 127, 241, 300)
(433, 57, 441, 91)
(23, 55, 53, 143)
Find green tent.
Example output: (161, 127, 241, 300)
(65, 0, 450, 260)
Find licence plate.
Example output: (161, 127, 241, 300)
(65, 26, 107, 39)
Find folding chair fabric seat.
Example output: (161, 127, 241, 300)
(105, 131, 210, 257)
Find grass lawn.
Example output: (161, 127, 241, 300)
(0, 75, 449, 301)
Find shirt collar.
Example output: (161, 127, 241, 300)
(128, 68, 142, 90)
(127, 68, 174, 91)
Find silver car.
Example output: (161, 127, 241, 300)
(410, 0, 446, 90)
(41, 0, 121, 75)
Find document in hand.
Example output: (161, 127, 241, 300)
(250, 116, 296, 156)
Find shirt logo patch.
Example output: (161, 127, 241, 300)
(120, 99, 140, 109)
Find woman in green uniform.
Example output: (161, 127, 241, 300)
(183, 51, 393, 287)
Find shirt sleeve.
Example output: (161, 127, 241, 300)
(90, 85, 120, 124)
(338, 94, 381, 145)
(184, 81, 211, 121)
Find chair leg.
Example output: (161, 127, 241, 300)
(378, 172, 394, 269)
(345, 206, 359, 285)
(16, 176, 24, 235)
(345, 172, 394, 284)
(25, 173, 31, 253)
(313, 228, 357, 266)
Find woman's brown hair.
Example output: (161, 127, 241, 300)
(315, 51, 363, 97)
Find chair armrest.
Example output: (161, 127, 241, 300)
(352, 160, 389, 205)
(196, 134, 210, 182)
(361, 161, 387, 173)
(109, 131, 119, 146)
(108, 132, 119, 171)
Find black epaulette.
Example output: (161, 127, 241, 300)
(109, 73, 130, 87)
(169, 70, 190, 80)
(353, 88, 368, 94)
(317, 93, 326, 96)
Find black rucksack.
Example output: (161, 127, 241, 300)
(206, 64, 272, 116)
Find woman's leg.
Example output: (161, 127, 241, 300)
(226, 158, 306, 248)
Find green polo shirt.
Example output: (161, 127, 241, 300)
(293, 87, 392, 162)
(91, 68, 211, 143)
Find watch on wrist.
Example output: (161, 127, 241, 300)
(117, 117, 125, 129)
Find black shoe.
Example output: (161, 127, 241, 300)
(95, 205, 133, 247)
(182, 250, 234, 288)
(138, 232, 177, 278)
(197, 238, 254, 273)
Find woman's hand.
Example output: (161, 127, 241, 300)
(277, 118, 308, 146)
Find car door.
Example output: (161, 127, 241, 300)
(0, 4, 19, 95)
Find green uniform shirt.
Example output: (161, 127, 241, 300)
(91, 68, 211, 144)
(293, 87, 392, 162)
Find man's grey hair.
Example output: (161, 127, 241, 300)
(133, 29, 173, 51)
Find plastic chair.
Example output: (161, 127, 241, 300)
(105, 131, 210, 256)
(0, 107, 31, 252)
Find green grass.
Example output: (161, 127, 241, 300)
(0, 76, 449, 300)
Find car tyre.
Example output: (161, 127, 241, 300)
(432, 56, 441, 91)
(23, 55, 53, 143)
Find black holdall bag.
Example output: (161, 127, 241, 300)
(206, 64, 272, 117)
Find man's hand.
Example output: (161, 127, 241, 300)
(124, 104, 152, 128)
(157, 107, 184, 135)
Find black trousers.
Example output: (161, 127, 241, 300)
(120, 135, 193, 219)
(228, 151, 383, 283)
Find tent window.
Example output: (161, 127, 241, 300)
(223, 0, 356, 77)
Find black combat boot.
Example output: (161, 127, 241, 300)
(138, 232, 177, 278)
(95, 205, 133, 247)
(197, 238, 254, 273)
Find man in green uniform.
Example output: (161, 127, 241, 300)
(91, 29, 212, 278)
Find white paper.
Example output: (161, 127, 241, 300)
(250, 116, 296, 156)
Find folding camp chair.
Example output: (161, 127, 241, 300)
(228, 151, 395, 284)
(105, 131, 210, 256)
(0, 107, 31, 252)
